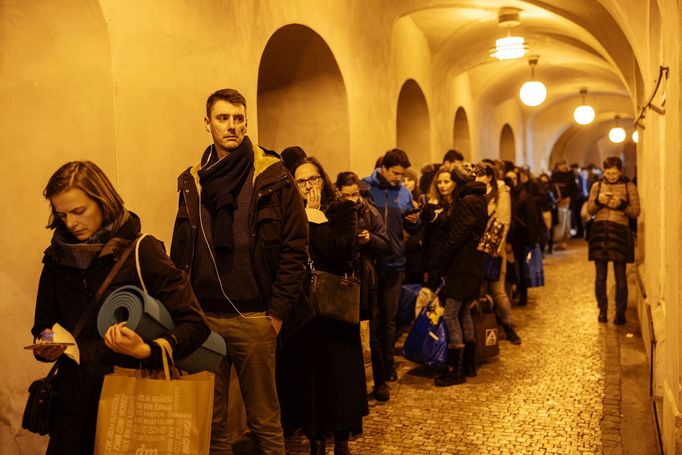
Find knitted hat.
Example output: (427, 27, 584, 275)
(451, 161, 478, 184)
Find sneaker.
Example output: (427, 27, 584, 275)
(503, 325, 522, 345)
(373, 384, 390, 402)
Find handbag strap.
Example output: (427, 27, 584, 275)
(135, 233, 150, 293)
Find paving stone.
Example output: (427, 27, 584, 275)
(281, 242, 623, 454)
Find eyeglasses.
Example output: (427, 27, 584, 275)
(295, 175, 322, 187)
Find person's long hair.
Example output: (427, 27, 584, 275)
(43, 161, 129, 233)
(291, 156, 338, 212)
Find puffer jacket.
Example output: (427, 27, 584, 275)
(437, 181, 488, 300)
(586, 178, 640, 263)
(170, 141, 309, 322)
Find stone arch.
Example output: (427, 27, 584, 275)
(452, 107, 471, 161)
(257, 24, 349, 177)
(499, 124, 516, 163)
(396, 79, 430, 169)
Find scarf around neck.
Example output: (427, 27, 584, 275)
(198, 136, 254, 251)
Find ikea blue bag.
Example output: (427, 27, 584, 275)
(396, 284, 422, 327)
(402, 284, 448, 367)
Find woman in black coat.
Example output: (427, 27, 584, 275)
(31, 161, 210, 454)
(506, 168, 541, 306)
(278, 157, 368, 455)
(434, 162, 488, 387)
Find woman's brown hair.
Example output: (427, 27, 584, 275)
(291, 156, 339, 211)
(43, 161, 129, 233)
(427, 168, 454, 205)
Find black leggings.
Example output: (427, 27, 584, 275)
(595, 261, 627, 315)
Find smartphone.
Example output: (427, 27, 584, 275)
(24, 342, 75, 350)
(404, 207, 422, 217)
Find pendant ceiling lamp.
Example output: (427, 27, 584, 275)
(608, 115, 626, 143)
(519, 57, 547, 107)
(573, 88, 595, 125)
(489, 7, 528, 61)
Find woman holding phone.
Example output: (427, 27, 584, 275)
(31, 161, 209, 454)
(586, 156, 640, 324)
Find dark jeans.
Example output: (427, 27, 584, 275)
(595, 261, 628, 316)
(377, 270, 404, 373)
(367, 297, 386, 387)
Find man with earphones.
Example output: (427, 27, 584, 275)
(170, 88, 308, 454)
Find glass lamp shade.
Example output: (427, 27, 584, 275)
(519, 80, 547, 106)
(632, 130, 639, 143)
(573, 105, 595, 125)
(609, 127, 626, 143)
(490, 36, 527, 60)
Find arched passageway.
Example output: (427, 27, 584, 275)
(499, 124, 515, 163)
(396, 79, 430, 169)
(257, 24, 350, 177)
(452, 106, 471, 161)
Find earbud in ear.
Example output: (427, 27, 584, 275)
(205, 125, 211, 133)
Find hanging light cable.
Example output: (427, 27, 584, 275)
(608, 115, 626, 143)
(519, 56, 547, 107)
(573, 88, 595, 125)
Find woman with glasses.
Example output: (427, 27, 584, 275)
(277, 157, 368, 455)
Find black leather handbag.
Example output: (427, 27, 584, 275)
(308, 267, 361, 325)
(22, 363, 59, 435)
(22, 236, 139, 435)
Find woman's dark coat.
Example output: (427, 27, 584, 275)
(277, 199, 369, 437)
(437, 182, 488, 300)
(32, 214, 209, 454)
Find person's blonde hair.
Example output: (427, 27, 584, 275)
(428, 168, 453, 205)
(43, 161, 129, 233)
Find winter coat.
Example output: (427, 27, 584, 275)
(509, 185, 541, 250)
(362, 168, 418, 270)
(421, 200, 451, 284)
(170, 141, 308, 322)
(357, 200, 390, 314)
(32, 214, 209, 454)
(586, 178, 640, 263)
(437, 181, 488, 300)
(277, 199, 368, 436)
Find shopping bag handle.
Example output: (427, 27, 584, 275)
(153, 338, 174, 381)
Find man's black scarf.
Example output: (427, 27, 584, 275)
(198, 136, 254, 251)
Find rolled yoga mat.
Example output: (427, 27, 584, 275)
(97, 285, 225, 373)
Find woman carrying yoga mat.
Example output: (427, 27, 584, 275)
(30, 161, 210, 454)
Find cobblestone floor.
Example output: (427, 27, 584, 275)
(282, 241, 623, 454)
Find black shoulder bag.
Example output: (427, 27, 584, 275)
(22, 237, 139, 435)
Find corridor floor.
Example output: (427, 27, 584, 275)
(279, 241, 653, 455)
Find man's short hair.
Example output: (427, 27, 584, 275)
(206, 88, 247, 117)
(382, 148, 411, 169)
(443, 149, 464, 163)
(602, 156, 623, 171)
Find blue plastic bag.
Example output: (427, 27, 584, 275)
(524, 245, 544, 288)
(396, 284, 422, 327)
(402, 284, 448, 367)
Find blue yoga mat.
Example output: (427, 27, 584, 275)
(97, 285, 225, 373)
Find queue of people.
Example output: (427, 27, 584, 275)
(28, 87, 639, 455)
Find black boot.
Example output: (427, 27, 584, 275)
(310, 438, 326, 455)
(334, 439, 351, 455)
(598, 309, 608, 323)
(462, 342, 477, 377)
(435, 348, 465, 387)
(502, 324, 522, 345)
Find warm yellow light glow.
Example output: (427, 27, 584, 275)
(519, 81, 547, 106)
(609, 127, 626, 143)
(490, 36, 527, 60)
(632, 130, 639, 143)
(573, 105, 595, 125)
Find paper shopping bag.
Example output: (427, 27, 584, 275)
(94, 366, 214, 455)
